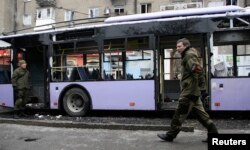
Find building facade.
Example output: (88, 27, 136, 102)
(0, 0, 15, 35)
(0, 0, 249, 35)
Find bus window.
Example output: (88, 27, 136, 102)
(52, 41, 99, 81)
(163, 48, 202, 80)
(237, 45, 250, 77)
(51, 55, 69, 81)
(103, 37, 153, 80)
(164, 48, 182, 80)
(126, 37, 153, 80)
(66, 54, 83, 80)
(52, 42, 74, 81)
(85, 54, 100, 80)
(76, 41, 100, 80)
(103, 39, 125, 80)
(161, 35, 203, 80)
(211, 46, 233, 77)
(0, 49, 11, 83)
(126, 50, 153, 80)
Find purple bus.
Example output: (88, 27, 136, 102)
(0, 6, 250, 116)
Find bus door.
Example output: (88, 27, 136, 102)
(210, 30, 250, 111)
(158, 35, 206, 110)
(0, 44, 13, 107)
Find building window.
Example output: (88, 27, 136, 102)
(37, 8, 54, 20)
(160, 5, 174, 11)
(191, 0, 203, 2)
(246, 0, 250, 7)
(64, 10, 74, 21)
(208, 1, 224, 7)
(172, 0, 184, 2)
(141, 3, 152, 13)
(114, 7, 125, 15)
(88, 8, 99, 18)
(226, 0, 237, 5)
(104, 7, 110, 15)
(187, 2, 202, 8)
(247, 0, 250, 6)
(23, 14, 32, 26)
(160, 2, 202, 11)
(35, 7, 55, 31)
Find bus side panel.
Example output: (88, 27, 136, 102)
(211, 78, 250, 110)
(87, 80, 155, 110)
(0, 84, 14, 107)
(50, 80, 155, 110)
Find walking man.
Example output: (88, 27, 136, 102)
(157, 38, 218, 142)
(11, 60, 30, 118)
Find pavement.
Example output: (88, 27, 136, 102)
(1, 123, 250, 150)
(0, 116, 194, 132)
(0, 124, 204, 150)
(1, 106, 250, 132)
(2, 106, 250, 150)
(0, 106, 194, 132)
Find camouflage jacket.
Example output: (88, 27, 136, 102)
(11, 67, 30, 89)
(180, 47, 205, 97)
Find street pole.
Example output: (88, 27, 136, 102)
(13, 0, 17, 34)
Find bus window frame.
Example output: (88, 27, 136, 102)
(51, 39, 100, 82)
(102, 35, 155, 80)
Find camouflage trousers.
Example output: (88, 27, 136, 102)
(14, 89, 29, 110)
(167, 96, 218, 138)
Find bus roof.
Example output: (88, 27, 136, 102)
(0, 40, 11, 48)
(105, 5, 244, 23)
(0, 6, 249, 40)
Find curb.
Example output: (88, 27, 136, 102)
(0, 117, 194, 132)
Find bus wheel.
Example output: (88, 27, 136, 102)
(63, 88, 90, 117)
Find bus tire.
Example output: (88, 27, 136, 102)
(63, 88, 90, 117)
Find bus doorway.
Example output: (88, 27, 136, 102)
(25, 46, 45, 105)
(158, 34, 207, 110)
(12, 35, 47, 108)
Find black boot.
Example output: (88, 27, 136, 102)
(202, 137, 208, 143)
(157, 134, 174, 142)
(208, 123, 218, 134)
(13, 110, 21, 119)
(19, 111, 28, 117)
(202, 123, 218, 143)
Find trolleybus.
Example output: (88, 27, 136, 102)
(0, 5, 250, 116)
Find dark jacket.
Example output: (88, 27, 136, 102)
(180, 47, 205, 97)
(11, 67, 30, 89)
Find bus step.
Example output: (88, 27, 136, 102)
(29, 96, 39, 103)
(25, 103, 45, 109)
(159, 101, 179, 110)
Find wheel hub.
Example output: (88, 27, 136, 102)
(75, 99, 83, 107)
(67, 94, 84, 112)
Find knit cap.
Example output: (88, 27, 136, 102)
(18, 60, 26, 66)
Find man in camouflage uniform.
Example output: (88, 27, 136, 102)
(157, 38, 218, 142)
(11, 60, 30, 118)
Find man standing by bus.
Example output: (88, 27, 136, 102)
(11, 60, 30, 118)
(157, 38, 218, 142)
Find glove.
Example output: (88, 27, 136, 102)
(200, 90, 208, 101)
